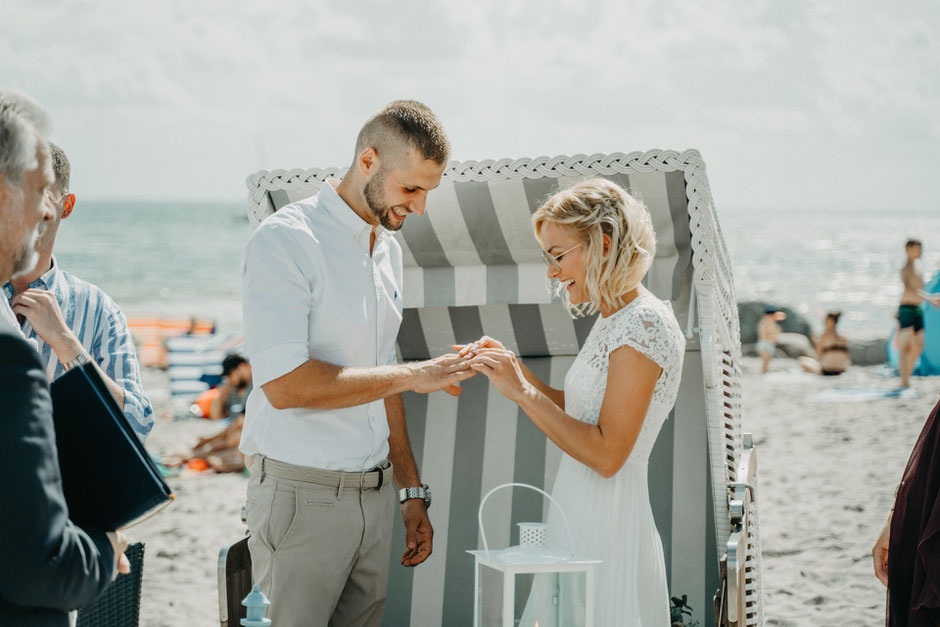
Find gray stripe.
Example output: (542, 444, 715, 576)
(522, 178, 560, 214)
(268, 189, 292, 212)
(453, 181, 515, 265)
(665, 170, 692, 303)
(508, 304, 549, 356)
(397, 309, 430, 360)
(572, 313, 597, 347)
(400, 213, 451, 267)
(442, 375, 490, 625)
(486, 265, 518, 305)
(422, 268, 456, 307)
(447, 306, 484, 347)
(649, 408, 675, 590)
(383, 391, 429, 627)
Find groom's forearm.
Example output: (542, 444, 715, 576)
(385, 393, 422, 488)
(262, 359, 413, 411)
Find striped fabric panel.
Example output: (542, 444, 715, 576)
(262, 161, 730, 627)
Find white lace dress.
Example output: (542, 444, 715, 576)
(522, 292, 685, 627)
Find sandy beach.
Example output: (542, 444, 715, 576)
(127, 358, 939, 626)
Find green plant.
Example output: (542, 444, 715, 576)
(670, 594, 700, 627)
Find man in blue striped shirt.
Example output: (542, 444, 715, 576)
(3, 143, 153, 439)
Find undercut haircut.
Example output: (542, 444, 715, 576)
(354, 100, 450, 168)
(49, 143, 70, 193)
(0, 89, 51, 185)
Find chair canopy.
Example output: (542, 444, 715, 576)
(246, 151, 762, 627)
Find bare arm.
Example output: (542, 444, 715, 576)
(262, 353, 475, 411)
(470, 344, 660, 478)
(385, 393, 433, 566)
(209, 380, 232, 420)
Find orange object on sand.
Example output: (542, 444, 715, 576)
(191, 387, 220, 419)
(187, 458, 209, 472)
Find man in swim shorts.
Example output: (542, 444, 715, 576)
(898, 239, 940, 388)
(757, 305, 786, 374)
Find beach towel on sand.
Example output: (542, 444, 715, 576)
(889, 398, 940, 625)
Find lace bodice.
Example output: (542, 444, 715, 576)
(564, 293, 686, 463)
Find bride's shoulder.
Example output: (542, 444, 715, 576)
(611, 295, 684, 345)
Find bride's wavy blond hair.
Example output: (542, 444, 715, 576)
(533, 178, 656, 317)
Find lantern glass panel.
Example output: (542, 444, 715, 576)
(477, 565, 588, 627)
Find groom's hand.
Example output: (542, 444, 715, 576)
(453, 335, 505, 357)
(400, 500, 433, 566)
(409, 354, 475, 396)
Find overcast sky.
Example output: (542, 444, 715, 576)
(3, 0, 938, 210)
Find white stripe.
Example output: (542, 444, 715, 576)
(477, 389, 520, 550)
(409, 392, 459, 627)
(542, 356, 573, 516)
(518, 263, 554, 305)
(424, 183, 481, 267)
(415, 307, 456, 358)
(454, 266, 487, 306)
(476, 305, 519, 355)
(402, 267, 424, 309)
(539, 305, 580, 356)
(487, 179, 543, 264)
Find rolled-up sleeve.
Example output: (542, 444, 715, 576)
(242, 222, 318, 387)
(95, 299, 154, 440)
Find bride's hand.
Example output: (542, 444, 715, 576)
(452, 335, 506, 357)
(468, 348, 531, 403)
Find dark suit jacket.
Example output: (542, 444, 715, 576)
(0, 330, 115, 626)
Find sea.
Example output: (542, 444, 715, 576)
(54, 202, 940, 341)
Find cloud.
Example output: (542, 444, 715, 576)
(0, 0, 937, 209)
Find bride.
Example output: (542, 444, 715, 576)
(461, 178, 685, 626)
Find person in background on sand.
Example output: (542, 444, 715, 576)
(872, 396, 940, 626)
(239, 100, 474, 626)
(757, 305, 786, 374)
(166, 354, 253, 473)
(897, 239, 940, 388)
(210, 353, 252, 420)
(2, 142, 154, 440)
(799, 311, 850, 376)
(0, 88, 130, 626)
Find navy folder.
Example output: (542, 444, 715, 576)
(50, 363, 173, 531)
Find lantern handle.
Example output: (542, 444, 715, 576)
(477, 482, 577, 560)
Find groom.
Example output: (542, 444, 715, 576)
(239, 100, 474, 626)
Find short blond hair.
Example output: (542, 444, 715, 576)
(533, 178, 656, 317)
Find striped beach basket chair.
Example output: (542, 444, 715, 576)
(246, 151, 762, 627)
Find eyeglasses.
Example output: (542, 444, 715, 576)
(541, 243, 582, 271)
(45, 190, 68, 206)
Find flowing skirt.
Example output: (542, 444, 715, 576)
(521, 455, 670, 627)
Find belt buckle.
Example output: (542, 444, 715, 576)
(375, 465, 384, 490)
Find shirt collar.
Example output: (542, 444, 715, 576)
(2, 255, 58, 300)
(318, 179, 392, 245)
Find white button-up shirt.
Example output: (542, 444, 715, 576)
(239, 180, 403, 471)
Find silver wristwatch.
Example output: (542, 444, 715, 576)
(399, 484, 431, 509)
(64, 350, 91, 371)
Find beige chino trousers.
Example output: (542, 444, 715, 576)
(246, 460, 396, 627)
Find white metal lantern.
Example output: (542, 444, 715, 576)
(467, 483, 600, 627)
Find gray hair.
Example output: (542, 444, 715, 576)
(0, 89, 52, 185)
(49, 142, 70, 193)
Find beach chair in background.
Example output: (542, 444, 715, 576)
(75, 542, 145, 627)
(246, 151, 763, 626)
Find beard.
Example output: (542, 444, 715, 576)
(11, 224, 41, 278)
(363, 168, 407, 231)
